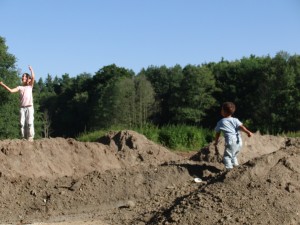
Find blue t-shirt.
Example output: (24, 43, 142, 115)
(215, 117, 243, 145)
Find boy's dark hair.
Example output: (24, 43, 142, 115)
(222, 102, 236, 115)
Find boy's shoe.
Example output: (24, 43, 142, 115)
(232, 158, 239, 167)
(28, 137, 34, 142)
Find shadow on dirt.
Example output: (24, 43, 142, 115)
(161, 162, 223, 182)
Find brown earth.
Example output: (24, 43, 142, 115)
(0, 130, 299, 225)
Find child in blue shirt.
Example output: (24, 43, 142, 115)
(214, 102, 253, 169)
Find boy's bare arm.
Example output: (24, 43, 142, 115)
(0, 82, 19, 93)
(239, 125, 253, 137)
(214, 132, 221, 145)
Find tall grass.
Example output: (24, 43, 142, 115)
(76, 125, 125, 142)
(158, 125, 213, 151)
(134, 123, 160, 143)
(76, 130, 108, 142)
(281, 131, 300, 138)
(77, 124, 214, 151)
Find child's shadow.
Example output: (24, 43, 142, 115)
(176, 163, 223, 182)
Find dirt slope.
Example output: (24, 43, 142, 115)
(145, 138, 300, 225)
(0, 130, 299, 225)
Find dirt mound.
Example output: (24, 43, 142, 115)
(190, 132, 286, 165)
(0, 130, 180, 179)
(145, 138, 300, 225)
(0, 131, 299, 225)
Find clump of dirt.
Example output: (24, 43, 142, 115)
(0, 130, 299, 225)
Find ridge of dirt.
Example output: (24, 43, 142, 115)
(0, 130, 181, 179)
(0, 130, 299, 225)
(140, 139, 300, 225)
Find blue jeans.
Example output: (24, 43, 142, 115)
(223, 141, 242, 169)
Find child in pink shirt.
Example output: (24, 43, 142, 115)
(0, 65, 35, 141)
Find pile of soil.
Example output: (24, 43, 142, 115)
(0, 130, 299, 225)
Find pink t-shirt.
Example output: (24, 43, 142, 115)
(18, 86, 33, 107)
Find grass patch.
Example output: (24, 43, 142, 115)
(281, 131, 300, 138)
(77, 124, 213, 151)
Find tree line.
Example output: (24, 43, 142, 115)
(0, 36, 299, 139)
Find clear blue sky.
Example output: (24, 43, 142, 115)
(1, 0, 299, 79)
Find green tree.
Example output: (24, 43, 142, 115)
(135, 75, 156, 128)
(211, 52, 300, 134)
(171, 65, 217, 125)
(47, 73, 92, 137)
(142, 65, 183, 125)
(103, 77, 136, 128)
(0, 37, 21, 138)
(287, 54, 300, 131)
(268, 52, 300, 132)
(233, 55, 273, 131)
(89, 64, 135, 130)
